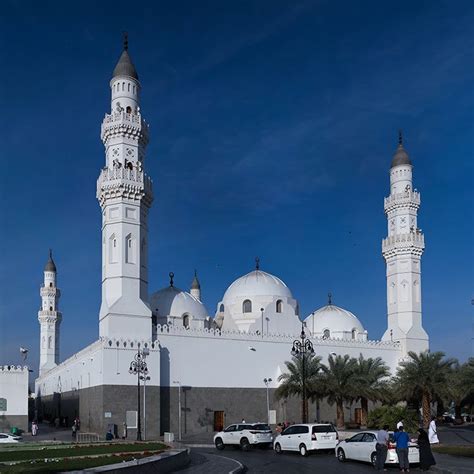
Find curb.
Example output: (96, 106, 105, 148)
(205, 453, 244, 474)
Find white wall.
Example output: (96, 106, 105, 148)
(0, 366, 28, 416)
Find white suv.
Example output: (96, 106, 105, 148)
(214, 423, 273, 451)
(273, 423, 338, 456)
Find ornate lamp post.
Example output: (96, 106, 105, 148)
(291, 322, 314, 423)
(129, 346, 149, 441)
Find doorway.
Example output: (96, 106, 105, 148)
(213, 411, 225, 432)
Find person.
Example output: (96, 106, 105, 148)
(72, 422, 77, 439)
(375, 424, 389, 471)
(428, 416, 439, 444)
(31, 421, 38, 436)
(393, 425, 410, 472)
(418, 428, 436, 471)
(275, 423, 283, 434)
(122, 422, 128, 440)
(241, 418, 246, 423)
(106, 429, 114, 441)
(397, 420, 404, 430)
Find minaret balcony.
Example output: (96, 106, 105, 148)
(382, 231, 425, 257)
(38, 310, 62, 322)
(40, 287, 60, 297)
(101, 112, 149, 144)
(384, 190, 420, 213)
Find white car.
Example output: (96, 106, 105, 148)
(214, 423, 273, 451)
(0, 433, 22, 443)
(335, 431, 419, 467)
(273, 423, 339, 456)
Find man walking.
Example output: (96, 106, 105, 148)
(393, 425, 410, 472)
(375, 424, 389, 470)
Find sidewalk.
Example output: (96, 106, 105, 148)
(432, 452, 474, 474)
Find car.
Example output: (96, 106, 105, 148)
(214, 423, 273, 451)
(273, 423, 339, 456)
(335, 431, 419, 467)
(0, 433, 22, 443)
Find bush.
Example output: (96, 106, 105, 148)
(367, 405, 419, 434)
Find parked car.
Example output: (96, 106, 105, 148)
(0, 433, 22, 443)
(214, 423, 272, 451)
(335, 431, 419, 467)
(273, 423, 339, 456)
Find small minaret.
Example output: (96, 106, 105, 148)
(38, 250, 62, 375)
(190, 270, 201, 301)
(97, 34, 153, 338)
(382, 133, 428, 354)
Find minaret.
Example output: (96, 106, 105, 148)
(190, 270, 201, 301)
(382, 132, 429, 354)
(97, 35, 153, 338)
(38, 250, 62, 375)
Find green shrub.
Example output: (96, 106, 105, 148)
(367, 405, 419, 434)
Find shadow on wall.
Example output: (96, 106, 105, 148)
(160, 346, 170, 435)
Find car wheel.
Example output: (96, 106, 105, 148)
(299, 444, 308, 457)
(240, 437, 250, 451)
(274, 442, 282, 454)
(337, 448, 346, 462)
(215, 437, 225, 450)
(371, 452, 377, 467)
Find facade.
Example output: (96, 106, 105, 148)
(0, 366, 29, 432)
(35, 39, 429, 439)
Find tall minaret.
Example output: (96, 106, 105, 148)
(97, 35, 153, 338)
(190, 270, 201, 301)
(38, 250, 62, 375)
(382, 132, 429, 354)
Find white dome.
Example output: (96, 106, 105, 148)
(223, 270, 293, 301)
(150, 286, 208, 320)
(304, 304, 366, 341)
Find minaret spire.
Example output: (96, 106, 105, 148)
(255, 257, 260, 271)
(190, 269, 202, 301)
(398, 129, 403, 146)
(328, 292, 332, 305)
(123, 31, 129, 51)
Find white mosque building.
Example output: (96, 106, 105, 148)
(35, 39, 429, 439)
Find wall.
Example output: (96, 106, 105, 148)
(0, 365, 29, 432)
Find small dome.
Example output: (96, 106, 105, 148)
(112, 49, 139, 80)
(191, 271, 200, 290)
(150, 286, 208, 320)
(304, 303, 365, 339)
(223, 270, 293, 301)
(391, 133, 411, 168)
(44, 250, 56, 272)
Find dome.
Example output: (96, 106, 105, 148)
(391, 132, 411, 168)
(44, 250, 56, 272)
(112, 49, 139, 80)
(304, 303, 366, 340)
(223, 270, 293, 301)
(150, 286, 208, 321)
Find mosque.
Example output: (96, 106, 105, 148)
(35, 39, 429, 439)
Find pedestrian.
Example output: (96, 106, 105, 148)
(375, 424, 389, 471)
(428, 416, 439, 444)
(31, 421, 38, 436)
(275, 423, 283, 434)
(122, 422, 128, 440)
(241, 418, 246, 423)
(106, 429, 114, 441)
(54, 417, 60, 429)
(72, 422, 77, 439)
(393, 425, 410, 472)
(396, 420, 404, 430)
(417, 428, 436, 471)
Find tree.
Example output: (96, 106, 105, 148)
(445, 360, 474, 419)
(354, 354, 390, 427)
(396, 351, 455, 428)
(320, 354, 358, 429)
(275, 353, 323, 423)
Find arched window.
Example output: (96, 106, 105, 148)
(322, 329, 330, 339)
(127, 83, 130, 92)
(219, 303, 224, 313)
(183, 314, 190, 328)
(242, 300, 252, 313)
(126, 106, 132, 114)
(276, 300, 282, 313)
(49, 306, 53, 311)
(48, 336, 52, 349)
(49, 282, 53, 287)
(352, 328, 357, 340)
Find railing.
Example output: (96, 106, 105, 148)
(384, 190, 420, 209)
(98, 166, 144, 183)
(382, 232, 424, 249)
(103, 111, 143, 125)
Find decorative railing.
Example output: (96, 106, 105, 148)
(103, 112, 143, 125)
(0, 365, 29, 372)
(382, 232, 424, 249)
(384, 190, 420, 211)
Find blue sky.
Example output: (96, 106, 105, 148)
(1, 0, 473, 374)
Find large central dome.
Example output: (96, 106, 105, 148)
(223, 270, 293, 301)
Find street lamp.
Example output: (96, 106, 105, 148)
(291, 322, 314, 423)
(263, 378, 272, 425)
(129, 345, 149, 441)
(172, 380, 182, 441)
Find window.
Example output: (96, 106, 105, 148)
(323, 329, 330, 339)
(242, 300, 252, 313)
(276, 300, 282, 313)
(219, 303, 224, 313)
(282, 426, 297, 435)
(49, 282, 53, 287)
(312, 425, 336, 433)
(109, 234, 118, 263)
(183, 314, 190, 328)
(348, 433, 365, 442)
(125, 234, 135, 264)
(224, 425, 237, 432)
(0, 398, 7, 411)
(294, 425, 309, 434)
(48, 336, 52, 349)
(126, 106, 132, 113)
(362, 433, 376, 442)
(127, 83, 130, 92)
(126, 410, 138, 428)
(49, 306, 53, 311)
(352, 329, 357, 340)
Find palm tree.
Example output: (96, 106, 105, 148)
(354, 354, 390, 427)
(275, 353, 323, 423)
(445, 360, 474, 419)
(320, 354, 358, 429)
(396, 351, 455, 428)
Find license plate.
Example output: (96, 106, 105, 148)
(321, 436, 331, 439)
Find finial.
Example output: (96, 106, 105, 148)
(328, 292, 332, 305)
(194, 269, 197, 277)
(123, 31, 129, 51)
(398, 129, 403, 146)
(255, 257, 260, 271)
(49, 248, 53, 259)
(169, 272, 174, 287)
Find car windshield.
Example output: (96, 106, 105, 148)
(251, 424, 270, 431)
(312, 425, 336, 433)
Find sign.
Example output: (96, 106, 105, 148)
(104, 412, 112, 418)
(269, 410, 276, 425)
